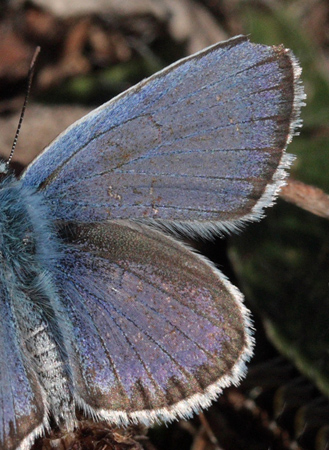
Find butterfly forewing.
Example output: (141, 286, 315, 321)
(21, 36, 303, 230)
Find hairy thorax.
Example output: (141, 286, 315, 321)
(0, 175, 74, 429)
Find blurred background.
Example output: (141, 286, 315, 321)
(1, 1, 329, 449)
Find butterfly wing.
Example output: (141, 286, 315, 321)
(55, 220, 252, 423)
(21, 35, 304, 233)
(0, 289, 48, 450)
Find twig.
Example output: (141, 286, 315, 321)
(280, 179, 329, 220)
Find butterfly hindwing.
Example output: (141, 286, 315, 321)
(0, 288, 48, 450)
(55, 220, 253, 423)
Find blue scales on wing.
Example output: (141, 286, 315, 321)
(21, 36, 304, 232)
(54, 220, 253, 424)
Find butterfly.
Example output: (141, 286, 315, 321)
(0, 35, 304, 450)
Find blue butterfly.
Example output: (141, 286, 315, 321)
(0, 35, 304, 450)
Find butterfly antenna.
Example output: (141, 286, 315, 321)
(7, 46, 41, 168)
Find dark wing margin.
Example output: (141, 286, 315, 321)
(21, 36, 305, 234)
(55, 220, 253, 424)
